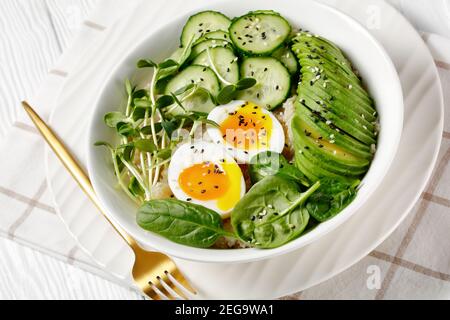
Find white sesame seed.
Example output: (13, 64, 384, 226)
(348, 84, 353, 89)
(333, 150, 337, 155)
(330, 134, 335, 139)
(371, 144, 377, 154)
(330, 140, 335, 144)
(326, 120, 332, 125)
(363, 125, 368, 130)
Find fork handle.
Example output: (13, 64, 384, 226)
(22, 101, 137, 248)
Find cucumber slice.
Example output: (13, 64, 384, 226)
(190, 39, 233, 60)
(165, 65, 220, 98)
(194, 30, 230, 44)
(181, 11, 231, 47)
(192, 47, 239, 86)
(229, 12, 291, 55)
(166, 88, 216, 116)
(237, 57, 290, 110)
(271, 46, 298, 75)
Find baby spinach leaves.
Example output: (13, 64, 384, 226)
(305, 178, 359, 222)
(231, 175, 320, 249)
(137, 199, 234, 248)
(249, 151, 310, 187)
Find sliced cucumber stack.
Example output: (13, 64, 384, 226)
(229, 12, 291, 55)
(194, 30, 231, 44)
(165, 65, 220, 98)
(271, 46, 298, 75)
(181, 11, 231, 47)
(192, 47, 239, 86)
(237, 57, 290, 110)
(190, 38, 233, 60)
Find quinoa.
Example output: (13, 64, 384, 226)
(273, 95, 297, 161)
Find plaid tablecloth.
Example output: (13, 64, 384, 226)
(0, 0, 449, 299)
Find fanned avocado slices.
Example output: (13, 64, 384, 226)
(291, 31, 379, 183)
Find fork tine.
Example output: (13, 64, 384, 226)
(167, 269, 197, 297)
(162, 272, 189, 300)
(154, 279, 177, 300)
(145, 282, 166, 300)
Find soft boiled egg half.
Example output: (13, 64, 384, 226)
(207, 100, 285, 163)
(168, 141, 246, 217)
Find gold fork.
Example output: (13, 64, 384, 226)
(22, 101, 196, 300)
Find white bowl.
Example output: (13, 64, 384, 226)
(87, 0, 403, 264)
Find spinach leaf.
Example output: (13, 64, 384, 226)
(305, 178, 359, 222)
(249, 151, 310, 187)
(137, 199, 232, 248)
(231, 176, 320, 249)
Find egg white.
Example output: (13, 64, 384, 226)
(206, 100, 285, 164)
(167, 141, 246, 217)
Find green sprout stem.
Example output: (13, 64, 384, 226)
(111, 151, 141, 204)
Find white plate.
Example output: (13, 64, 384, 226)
(46, 0, 443, 299)
(86, 0, 403, 264)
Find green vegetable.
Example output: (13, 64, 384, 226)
(216, 78, 257, 105)
(249, 151, 310, 187)
(104, 112, 127, 128)
(137, 199, 233, 248)
(305, 178, 359, 222)
(231, 176, 320, 249)
(133, 139, 157, 153)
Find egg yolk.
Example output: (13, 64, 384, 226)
(179, 162, 230, 200)
(178, 161, 243, 212)
(220, 102, 273, 151)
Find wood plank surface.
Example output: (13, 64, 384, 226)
(0, 0, 140, 300)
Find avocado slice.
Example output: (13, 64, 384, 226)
(297, 90, 377, 145)
(292, 115, 370, 169)
(291, 31, 379, 185)
(300, 71, 375, 116)
(299, 58, 372, 105)
(298, 86, 377, 136)
(296, 102, 374, 159)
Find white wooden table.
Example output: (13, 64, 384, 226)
(0, 0, 140, 300)
(0, 0, 448, 300)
